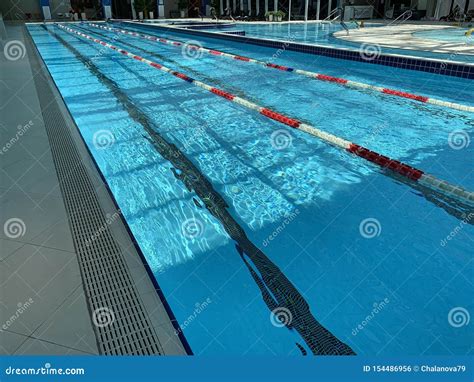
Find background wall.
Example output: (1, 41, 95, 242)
(50, 0, 72, 17)
(0, 0, 42, 20)
(164, 0, 178, 17)
(0, 0, 103, 20)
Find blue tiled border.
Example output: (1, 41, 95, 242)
(222, 30, 246, 36)
(119, 21, 474, 80)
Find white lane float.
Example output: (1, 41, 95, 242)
(85, 22, 474, 114)
(56, 23, 474, 206)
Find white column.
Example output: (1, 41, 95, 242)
(265, 0, 268, 13)
(434, 0, 441, 19)
(288, 0, 291, 20)
(248, 0, 252, 15)
(256, 0, 259, 15)
(40, 0, 51, 20)
(274, 0, 277, 11)
(220, 0, 224, 14)
(131, 0, 137, 18)
(328, 0, 332, 17)
(42, 6, 51, 19)
(304, 0, 308, 20)
(316, 0, 320, 20)
(157, 0, 165, 18)
(104, 6, 112, 18)
(240, 0, 244, 11)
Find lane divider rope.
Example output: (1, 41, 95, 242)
(86, 22, 474, 114)
(56, 23, 474, 205)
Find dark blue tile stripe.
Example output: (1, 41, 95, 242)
(222, 30, 246, 36)
(118, 21, 474, 80)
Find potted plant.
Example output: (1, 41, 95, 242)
(265, 11, 273, 22)
(134, 0, 153, 19)
(178, 0, 188, 18)
(276, 10, 285, 22)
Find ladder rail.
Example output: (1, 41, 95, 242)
(388, 9, 412, 26)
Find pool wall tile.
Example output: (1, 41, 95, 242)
(118, 21, 474, 80)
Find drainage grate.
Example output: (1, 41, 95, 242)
(24, 28, 164, 355)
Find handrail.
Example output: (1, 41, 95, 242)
(323, 7, 340, 22)
(388, 9, 412, 26)
(340, 20, 349, 35)
(210, 7, 218, 22)
(224, 7, 236, 22)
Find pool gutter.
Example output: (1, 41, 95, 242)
(25, 23, 192, 355)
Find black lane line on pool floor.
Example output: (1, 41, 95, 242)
(104, 22, 474, 119)
(37, 24, 192, 355)
(66, 24, 474, 216)
(59, 24, 474, 224)
(27, 26, 171, 356)
(60, 26, 474, 223)
(74, 23, 258, 103)
(68, 25, 308, 214)
(47, 23, 356, 356)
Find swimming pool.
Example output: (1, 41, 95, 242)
(192, 21, 474, 63)
(27, 22, 473, 356)
(414, 27, 474, 43)
(214, 22, 359, 43)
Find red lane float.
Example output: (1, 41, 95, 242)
(316, 74, 349, 85)
(234, 55, 250, 62)
(260, 109, 301, 128)
(347, 144, 423, 180)
(266, 63, 292, 71)
(382, 89, 429, 103)
(84, 22, 474, 114)
(211, 88, 235, 100)
(56, 23, 474, 205)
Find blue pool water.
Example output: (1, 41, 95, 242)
(219, 21, 358, 43)
(27, 22, 473, 356)
(124, 21, 474, 102)
(414, 27, 474, 43)
(192, 21, 474, 63)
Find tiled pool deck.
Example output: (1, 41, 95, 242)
(0, 22, 186, 355)
(334, 24, 474, 55)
